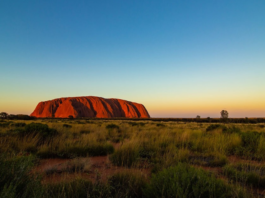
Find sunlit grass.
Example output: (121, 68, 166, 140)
(1, 119, 265, 197)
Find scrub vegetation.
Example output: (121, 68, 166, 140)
(1, 118, 265, 197)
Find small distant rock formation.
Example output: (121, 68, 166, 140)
(220, 110, 229, 119)
(30, 96, 150, 118)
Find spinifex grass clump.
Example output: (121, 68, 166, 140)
(22, 122, 58, 138)
(20, 123, 58, 145)
(106, 123, 125, 143)
(37, 142, 114, 158)
(106, 124, 120, 130)
(128, 122, 146, 127)
(11, 122, 26, 127)
(63, 124, 72, 128)
(235, 131, 264, 159)
(144, 163, 248, 198)
(42, 179, 104, 198)
(108, 171, 147, 198)
(0, 155, 42, 198)
(222, 126, 241, 134)
(110, 144, 139, 167)
(223, 163, 265, 188)
(0, 121, 12, 128)
(79, 130, 90, 134)
(206, 124, 227, 132)
(156, 123, 165, 127)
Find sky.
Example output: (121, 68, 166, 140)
(0, 0, 265, 118)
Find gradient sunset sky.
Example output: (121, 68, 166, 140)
(1, 0, 264, 118)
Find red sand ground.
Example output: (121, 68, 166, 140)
(34, 156, 150, 184)
(31, 96, 150, 118)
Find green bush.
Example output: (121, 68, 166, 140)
(236, 131, 262, 157)
(38, 143, 114, 158)
(106, 124, 120, 130)
(138, 145, 156, 160)
(223, 163, 265, 188)
(0, 122, 12, 128)
(156, 123, 165, 127)
(206, 124, 227, 132)
(0, 155, 42, 198)
(79, 130, 91, 134)
(11, 122, 26, 127)
(108, 171, 147, 198)
(110, 145, 139, 167)
(43, 179, 110, 198)
(144, 163, 247, 198)
(63, 124, 72, 128)
(222, 126, 241, 134)
(128, 122, 146, 127)
(23, 122, 58, 137)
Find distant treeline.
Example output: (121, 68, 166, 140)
(3, 115, 264, 124)
(5, 114, 35, 120)
(86, 117, 265, 123)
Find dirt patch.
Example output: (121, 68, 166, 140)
(228, 155, 265, 166)
(34, 156, 150, 184)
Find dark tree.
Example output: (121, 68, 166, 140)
(220, 110, 229, 123)
(220, 110, 229, 119)
(0, 112, 8, 119)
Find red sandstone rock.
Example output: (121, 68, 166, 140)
(30, 96, 150, 118)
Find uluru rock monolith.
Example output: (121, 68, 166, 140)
(30, 96, 150, 118)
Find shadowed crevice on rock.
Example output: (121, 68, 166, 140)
(85, 97, 97, 117)
(69, 99, 94, 118)
(130, 103, 141, 117)
(105, 99, 126, 117)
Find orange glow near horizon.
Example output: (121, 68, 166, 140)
(145, 96, 265, 118)
(1, 96, 264, 118)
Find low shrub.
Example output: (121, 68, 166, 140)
(206, 124, 227, 132)
(128, 122, 146, 127)
(258, 124, 265, 128)
(106, 124, 120, 130)
(222, 126, 241, 134)
(38, 143, 114, 158)
(145, 163, 248, 198)
(0, 122, 12, 128)
(42, 179, 109, 198)
(138, 145, 156, 160)
(63, 124, 72, 128)
(223, 163, 265, 188)
(110, 145, 139, 167)
(23, 123, 58, 137)
(108, 171, 147, 198)
(80, 130, 91, 134)
(75, 121, 86, 124)
(11, 122, 26, 127)
(235, 131, 262, 157)
(16, 123, 58, 145)
(0, 155, 42, 198)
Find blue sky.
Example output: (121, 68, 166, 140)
(0, 0, 265, 117)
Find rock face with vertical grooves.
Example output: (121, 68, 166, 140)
(30, 96, 150, 118)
